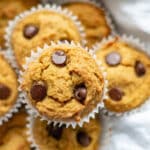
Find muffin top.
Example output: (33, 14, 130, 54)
(21, 43, 104, 122)
(0, 54, 18, 117)
(63, 2, 111, 47)
(11, 9, 83, 68)
(0, 0, 39, 48)
(0, 109, 30, 150)
(32, 117, 100, 150)
(96, 38, 150, 112)
(64, 118, 101, 150)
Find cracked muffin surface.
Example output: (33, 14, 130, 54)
(0, 54, 18, 117)
(21, 44, 104, 122)
(63, 2, 111, 47)
(0, 0, 39, 48)
(32, 117, 101, 150)
(11, 10, 83, 68)
(96, 38, 150, 112)
(0, 109, 31, 150)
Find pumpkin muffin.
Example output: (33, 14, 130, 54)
(63, 2, 111, 47)
(0, 0, 39, 48)
(10, 7, 84, 68)
(0, 109, 31, 150)
(21, 43, 104, 123)
(0, 54, 18, 117)
(96, 38, 150, 112)
(32, 117, 101, 150)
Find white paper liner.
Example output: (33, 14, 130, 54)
(41, 0, 116, 38)
(93, 34, 150, 117)
(26, 114, 103, 150)
(18, 41, 108, 128)
(26, 115, 40, 150)
(0, 50, 22, 125)
(4, 4, 87, 69)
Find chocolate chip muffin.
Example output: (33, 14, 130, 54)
(0, 54, 18, 117)
(96, 38, 150, 112)
(63, 2, 111, 47)
(0, 0, 39, 48)
(0, 109, 31, 150)
(10, 8, 84, 68)
(65, 118, 101, 150)
(32, 117, 101, 150)
(21, 43, 104, 123)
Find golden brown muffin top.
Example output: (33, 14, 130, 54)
(96, 38, 150, 112)
(0, 54, 18, 117)
(21, 43, 104, 121)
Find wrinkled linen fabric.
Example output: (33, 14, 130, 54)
(102, 0, 150, 47)
(100, 0, 150, 149)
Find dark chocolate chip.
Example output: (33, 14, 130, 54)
(74, 84, 87, 104)
(30, 147, 36, 150)
(23, 24, 39, 39)
(30, 81, 47, 101)
(0, 84, 11, 99)
(46, 124, 64, 140)
(51, 50, 67, 66)
(59, 38, 71, 43)
(105, 52, 121, 66)
(77, 131, 91, 147)
(108, 87, 124, 101)
(135, 60, 146, 77)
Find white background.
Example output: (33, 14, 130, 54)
(101, 0, 150, 149)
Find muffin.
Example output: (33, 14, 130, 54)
(0, 54, 18, 118)
(63, 2, 111, 47)
(21, 43, 104, 123)
(31, 117, 101, 150)
(0, 0, 39, 48)
(0, 109, 31, 150)
(96, 37, 150, 112)
(9, 6, 84, 68)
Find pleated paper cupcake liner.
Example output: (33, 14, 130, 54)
(93, 34, 150, 117)
(0, 50, 22, 125)
(4, 4, 87, 69)
(26, 115, 40, 150)
(18, 41, 108, 128)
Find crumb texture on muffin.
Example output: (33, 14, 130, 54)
(0, 0, 39, 48)
(0, 110, 30, 150)
(0, 54, 18, 117)
(22, 44, 104, 121)
(96, 38, 150, 112)
(11, 10, 82, 67)
(63, 2, 111, 47)
(33, 117, 100, 150)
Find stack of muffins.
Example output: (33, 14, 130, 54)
(0, 0, 150, 150)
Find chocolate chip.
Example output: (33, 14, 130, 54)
(105, 52, 121, 66)
(30, 81, 47, 101)
(74, 84, 87, 104)
(23, 24, 39, 39)
(77, 131, 91, 147)
(59, 38, 71, 43)
(108, 87, 124, 101)
(51, 51, 67, 66)
(30, 147, 36, 150)
(46, 124, 64, 140)
(0, 84, 11, 99)
(135, 60, 146, 77)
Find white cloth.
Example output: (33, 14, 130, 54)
(100, 101, 150, 150)
(102, 0, 150, 48)
(100, 0, 150, 149)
